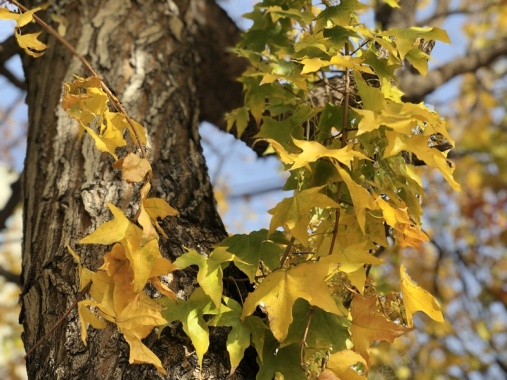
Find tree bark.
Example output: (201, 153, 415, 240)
(20, 1, 256, 378)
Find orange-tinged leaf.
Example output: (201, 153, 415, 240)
(100, 243, 134, 314)
(114, 153, 152, 183)
(400, 264, 444, 327)
(79, 202, 130, 245)
(116, 293, 166, 333)
(149, 257, 178, 278)
(142, 198, 179, 238)
(138, 204, 159, 242)
(376, 197, 429, 247)
(117, 295, 167, 374)
(350, 295, 411, 367)
(324, 349, 368, 380)
(241, 261, 345, 342)
(150, 277, 177, 300)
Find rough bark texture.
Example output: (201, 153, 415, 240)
(20, 1, 256, 379)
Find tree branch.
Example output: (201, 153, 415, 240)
(194, 0, 247, 129)
(375, 0, 417, 29)
(0, 34, 26, 90)
(0, 265, 20, 285)
(418, 2, 499, 27)
(400, 36, 507, 103)
(0, 176, 21, 231)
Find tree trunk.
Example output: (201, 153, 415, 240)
(20, 1, 256, 378)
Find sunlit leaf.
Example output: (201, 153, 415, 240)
(400, 264, 444, 327)
(242, 261, 345, 342)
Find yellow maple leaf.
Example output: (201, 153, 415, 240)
(15, 30, 46, 57)
(321, 349, 368, 380)
(300, 57, 328, 74)
(82, 125, 125, 160)
(0, 6, 48, 57)
(268, 186, 340, 246)
(400, 264, 444, 327)
(241, 261, 344, 342)
(123, 224, 163, 293)
(137, 198, 176, 241)
(106, 111, 147, 145)
(384, 130, 460, 191)
(79, 202, 130, 245)
(122, 330, 167, 375)
(291, 139, 370, 170)
(335, 165, 378, 233)
(116, 293, 168, 374)
(350, 295, 411, 368)
(376, 197, 429, 247)
(99, 243, 134, 314)
(321, 242, 383, 273)
(77, 299, 107, 344)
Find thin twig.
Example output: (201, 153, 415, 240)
(24, 280, 92, 358)
(328, 42, 351, 256)
(280, 237, 295, 267)
(8, 0, 147, 159)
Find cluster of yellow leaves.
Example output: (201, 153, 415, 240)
(69, 196, 179, 374)
(62, 76, 147, 164)
(225, 1, 456, 378)
(60, 74, 181, 372)
(0, 5, 47, 57)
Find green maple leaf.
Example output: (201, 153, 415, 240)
(160, 288, 224, 368)
(282, 299, 350, 352)
(257, 331, 306, 380)
(213, 229, 284, 282)
(315, 0, 366, 32)
(174, 249, 237, 307)
(207, 297, 261, 375)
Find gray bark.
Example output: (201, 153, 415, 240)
(20, 1, 256, 378)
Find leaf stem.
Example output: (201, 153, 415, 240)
(299, 306, 314, 370)
(328, 42, 352, 256)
